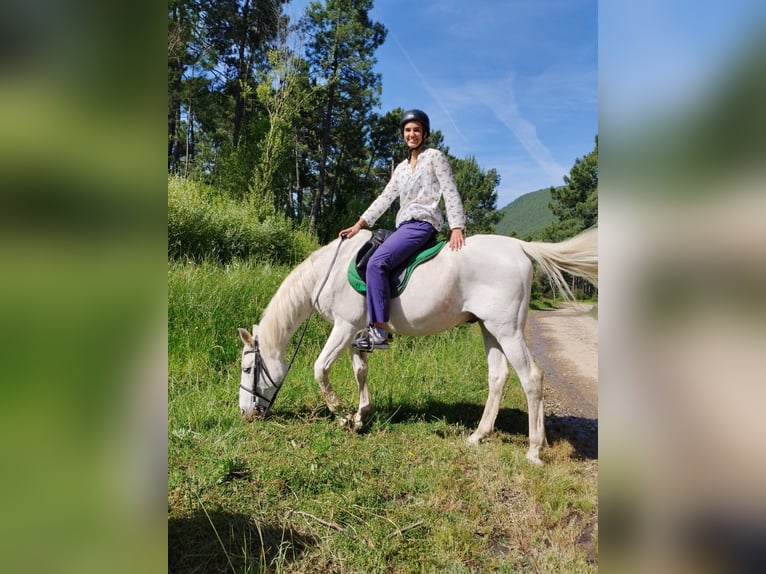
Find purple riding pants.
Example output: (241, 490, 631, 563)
(365, 220, 437, 325)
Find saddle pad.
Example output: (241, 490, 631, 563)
(348, 240, 446, 297)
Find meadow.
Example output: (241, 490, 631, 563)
(168, 259, 597, 573)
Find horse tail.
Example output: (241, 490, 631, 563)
(518, 227, 598, 301)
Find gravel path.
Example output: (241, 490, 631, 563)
(526, 302, 598, 459)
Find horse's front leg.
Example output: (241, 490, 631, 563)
(339, 349, 371, 432)
(313, 323, 355, 413)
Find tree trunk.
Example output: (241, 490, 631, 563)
(232, 0, 253, 147)
(168, 60, 182, 173)
(184, 105, 193, 177)
(310, 81, 336, 234)
(293, 135, 301, 220)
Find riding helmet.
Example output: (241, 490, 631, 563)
(399, 109, 430, 139)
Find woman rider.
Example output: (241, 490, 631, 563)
(339, 109, 466, 351)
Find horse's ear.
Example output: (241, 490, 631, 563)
(237, 328, 254, 347)
(251, 324, 259, 341)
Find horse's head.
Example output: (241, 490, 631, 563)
(237, 325, 282, 422)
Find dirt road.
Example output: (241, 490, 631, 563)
(526, 302, 598, 458)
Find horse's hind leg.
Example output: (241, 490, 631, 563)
(481, 321, 547, 465)
(469, 325, 509, 446)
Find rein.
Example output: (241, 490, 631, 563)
(240, 236, 347, 416)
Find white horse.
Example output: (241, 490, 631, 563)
(237, 229, 597, 465)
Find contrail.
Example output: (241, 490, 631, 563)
(391, 33, 466, 143)
(482, 76, 565, 180)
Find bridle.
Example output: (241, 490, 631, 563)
(239, 344, 279, 418)
(239, 235, 347, 417)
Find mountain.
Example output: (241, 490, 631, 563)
(494, 187, 559, 239)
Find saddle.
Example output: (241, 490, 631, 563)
(348, 229, 446, 297)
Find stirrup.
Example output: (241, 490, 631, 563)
(353, 327, 391, 352)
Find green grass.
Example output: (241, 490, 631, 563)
(169, 260, 598, 573)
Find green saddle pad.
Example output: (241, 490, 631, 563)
(348, 240, 446, 297)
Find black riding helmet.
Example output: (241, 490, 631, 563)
(399, 109, 430, 139)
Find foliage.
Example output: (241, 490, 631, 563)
(494, 187, 558, 239)
(451, 155, 502, 234)
(167, 1, 505, 242)
(167, 176, 318, 264)
(253, 43, 315, 216)
(168, 0, 288, 185)
(540, 136, 598, 243)
(300, 0, 387, 240)
(168, 260, 598, 573)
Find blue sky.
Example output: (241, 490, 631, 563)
(599, 1, 766, 131)
(286, 0, 598, 207)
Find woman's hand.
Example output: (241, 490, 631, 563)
(339, 221, 364, 239)
(449, 227, 465, 251)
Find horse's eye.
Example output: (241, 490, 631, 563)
(243, 367, 252, 374)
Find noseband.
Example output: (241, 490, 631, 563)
(239, 342, 281, 416)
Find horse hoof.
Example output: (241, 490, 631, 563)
(466, 433, 482, 446)
(339, 413, 363, 432)
(526, 453, 544, 466)
(322, 392, 343, 413)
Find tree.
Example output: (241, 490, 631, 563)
(300, 0, 386, 239)
(253, 23, 315, 217)
(168, 0, 200, 175)
(535, 136, 598, 299)
(540, 135, 598, 242)
(168, 0, 290, 194)
(201, 0, 287, 146)
(451, 155, 502, 234)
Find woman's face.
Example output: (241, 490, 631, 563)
(403, 121, 424, 149)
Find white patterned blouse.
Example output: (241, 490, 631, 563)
(360, 147, 466, 232)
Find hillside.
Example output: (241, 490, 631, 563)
(494, 187, 558, 238)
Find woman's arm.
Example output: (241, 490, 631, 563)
(432, 150, 466, 233)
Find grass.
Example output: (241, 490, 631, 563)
(169, 260, 598, 573)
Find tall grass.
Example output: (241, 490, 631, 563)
(168, 176, 318, 264)
(169, 260, 597, 573)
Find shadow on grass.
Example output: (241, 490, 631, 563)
(169, 509, 316, 574)
(272, 400, 597, 461)
(373, 401, 596, 459)
(545, 414, 598, 460)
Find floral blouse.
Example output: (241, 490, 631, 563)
(360, 148, 466, 232)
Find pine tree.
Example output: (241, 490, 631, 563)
(300, 0, 386, 240)
(541, 135, 598, 242)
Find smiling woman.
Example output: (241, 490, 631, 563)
(339, 108, 466, 351)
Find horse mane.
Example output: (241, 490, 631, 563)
(258, 242, 332, 350)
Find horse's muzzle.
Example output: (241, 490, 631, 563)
(241, 406, 268, 422)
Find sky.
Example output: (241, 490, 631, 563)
(599, 0, 766, 131)
(285, 0, 598, 208)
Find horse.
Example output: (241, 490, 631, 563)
(237, 228, 598, 465)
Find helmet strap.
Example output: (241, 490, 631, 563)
(407, 142, 425, 160)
